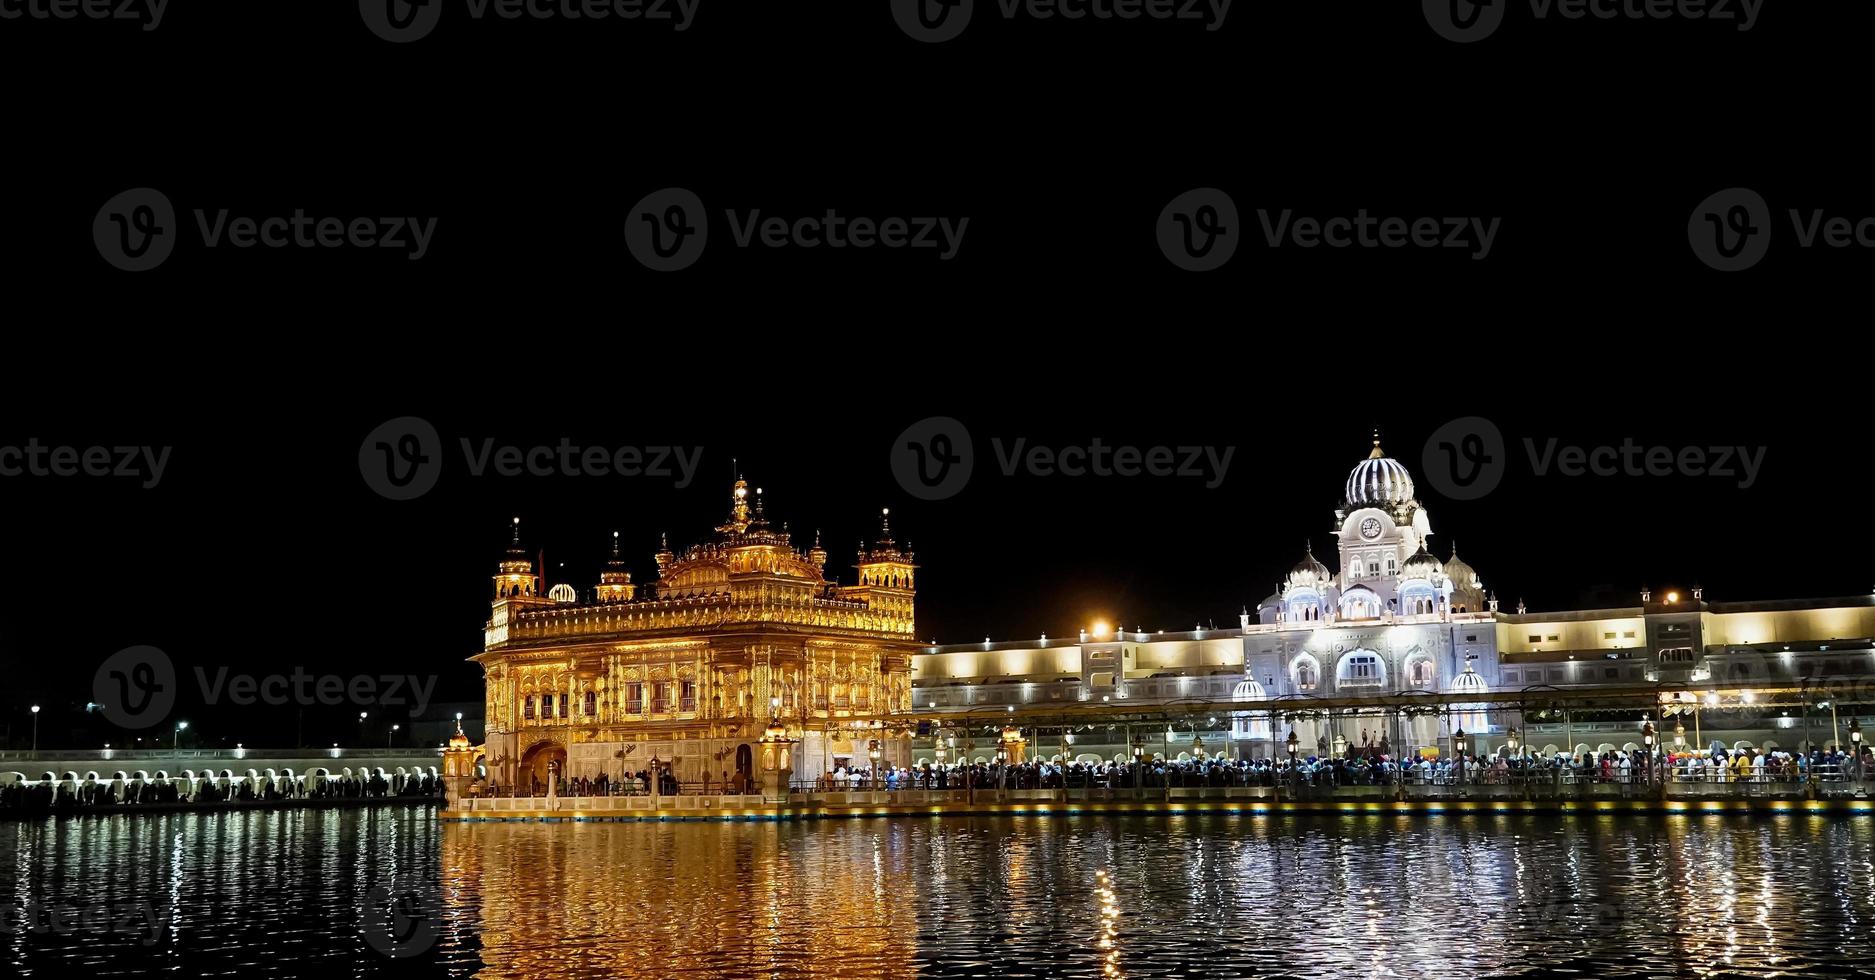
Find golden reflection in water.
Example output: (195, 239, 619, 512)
(441, 821, 918, 980)
(1095, 867, 1122, 979)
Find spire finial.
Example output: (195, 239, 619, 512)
(1368, 429, 1385, 460)
(511, 516, 521, 546)
(611, 530, 621, 560)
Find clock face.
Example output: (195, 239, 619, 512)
(1360, 518, 1382, 539)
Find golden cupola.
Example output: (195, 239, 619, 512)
(493, 517, 538, 600)
(596, 530, 637, 602)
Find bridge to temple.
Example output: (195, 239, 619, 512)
(0, 746, 445, 781)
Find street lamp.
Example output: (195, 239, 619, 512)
(1506, 726, 1521, 758)
(1286, 728, 1299, 762)
(387, 724, 400, 748)
(30, 705, 40, 753)
(174, 721, 188, 751)
(1673, 718, 1687, 751)
(1454, 728, 1468, 787)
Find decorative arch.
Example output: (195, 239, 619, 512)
(1336, 648, 1387, 690)
(1289, 652, 1322, 693)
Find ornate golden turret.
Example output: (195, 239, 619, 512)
(654, 532, 674, 573)
(596, 530, 636, 603)
(716, 474, 753, 535)
(807, 530, 828, 570)
(494, 517, 537, 600)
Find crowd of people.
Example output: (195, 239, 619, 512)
(787, 743, 1873, 794)
(0, 767, 442, 811)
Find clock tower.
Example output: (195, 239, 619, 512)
(1331, 434, 1434, 619)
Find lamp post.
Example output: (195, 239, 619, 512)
(1641, 720, 1657, 795)
(174, 721, 188, 752)
(1284, 727, 1299, 801)
(387, 724, 400, 749)
(1851, 718, 1864, 790)
(30, 705, 39, 753)
(1454, 728, 1468, 790)
(1506, 725, 1523, 799)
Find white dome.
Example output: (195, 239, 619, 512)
(1400, 545, 1444, 582)
(1345, 437, 1416, 509)
(1443, 545, 1483, 591)
(1285, 542, 1333, 590)
(1448, 664, 1489, 694)
(1232, 679, 1267, 702)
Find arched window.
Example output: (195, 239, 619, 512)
(541, 694, 554, 719)
(1408, 659, 1435, 689)
(524, 695, 535, 720)
(583, 691, 596, 716)
(1295, 659, 1318, 692)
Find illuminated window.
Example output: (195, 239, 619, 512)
(524, 695, 535, 720)
(541, 694, 553, 718)
(583, 691, 596, 716)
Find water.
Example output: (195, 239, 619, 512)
(5, 808, 1875, 979)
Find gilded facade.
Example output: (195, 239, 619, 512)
(473, 477, 921, 791)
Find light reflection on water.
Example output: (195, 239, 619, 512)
(5, 810, 1875, 979)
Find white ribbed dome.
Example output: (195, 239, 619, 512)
(1400, 545, 1444, 582)
(1285, 542, 1333, 590)
(1345, 437, 1416, 509)
(1448, 664, 1489, 694)
(1232, 679, 1267, 702)
(1443, 545, 1482, 590)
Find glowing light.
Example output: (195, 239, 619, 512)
(1091, 621, 1111, 639)
(1666, 591, 1680, 603)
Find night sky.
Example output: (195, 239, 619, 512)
(0, 389, 1854, 751)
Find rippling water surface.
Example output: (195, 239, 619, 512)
(5, 808, 1875, 979)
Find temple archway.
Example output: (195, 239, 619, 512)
(519, 740, 566, 793)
